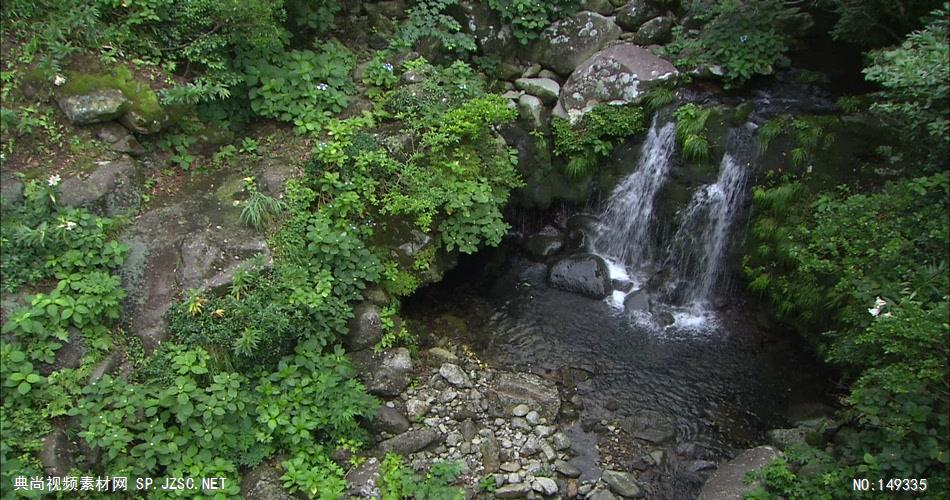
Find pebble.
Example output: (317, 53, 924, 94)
(535, 425, 555, 437)
(554, 459, 581, 478)
(406, 399, 429, 419)
(494, 418, 507, 426)
(446, 432, 461, 447)
(512, 417, 532, 431)
(512, 404, 530, 417)
(526, 410, 541, 424)
(501, 439, 513, 449)
(533, 477, 559, 496)
(500, 461, 521, 473)
(424, 417, 440, 427)
(507, 473, 521, 484)
(539, 441, 557, 462)
(552, 432, 571, 451)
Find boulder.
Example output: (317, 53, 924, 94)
(352, 348, 413, 397)
(0, 172, 24, 209)
(623, 290, 650, 313)
(370, 406, 411, 435)
(548, 254, 612, 299)
(486, 371, 561, 420)
(518, 94, 544, 130)
(439, 363, 472, 387)
(58, 156, 142, 216)
(615, 0, 661, 31)
(120, 109, 163, 134)
(515, 78, 560, 105)
(697, 446, 782, 500)
(533, 12, 622, 76)
(241, 461, 293, 500)
(41, 429, 76, 478)
(582, 0, 616, 15)
(378, 429, 441, 455)
(634, 16, 674, 44)
(346, 302, 384, 351)
(560, 44, 677, 119)
(496, 482, 533, 498)
(766, 427, 807, 450)
(522, 234, 564, 261)
(533, 477, 559, 496)
(602, 470, 641, 497)
(58, 89, 128, 125)
(452, 1, 512, 56)
(589, 488, 619, 500)
(345, 457, 381, 498)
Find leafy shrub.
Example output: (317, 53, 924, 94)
(245, 41, 356, 134)
(673, 103, 711, 162)
(552, 104, 648, 177)
(392, 0, 476, 55)
(486, 0, 576, 44)
(380, 453, 464, 499)
(664, 0, 810, 88)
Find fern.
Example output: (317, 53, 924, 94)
(757, 118, 784, 151)
(233, 327, 261, 357)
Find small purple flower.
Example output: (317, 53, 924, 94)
(316, 83, 329, 91)
(317, 142, 328, 150)
(382, 63, 394, 72)
(739, 35, 749, 44)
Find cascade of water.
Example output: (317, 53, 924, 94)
(591, 117, 677, 269)
(667, 127, 755, 307)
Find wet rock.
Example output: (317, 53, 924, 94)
(687, 460, 717, 473)
(632, 427, 675, 445)
(345, 457, 381, 499)
(41, 429, 76, 478)
(615, 0, 661, 31)
(59, 157, 142, 216)
(58, 89, 128, 125)
(533, 12, 622, 76)
(602, 470, 641, 497)
(346, 302, 384, 351)
(560, 44, 677, 119)
(697, 446, 782, 500)
(496, 482, 533, 498)
(766, 427, 807, 450)
(633, 16, 674, 45)
(554, 459, 581, 478)
(481, 435, 502, 472)
(352, 348, 413, 397)
(548, 254, 612, 299)
(533, 477, 559, 496)
(517, 94, 544, 130)
(0, 172, 24, 209)
(655, 311, 675, 327)
(589, 488, 618, 500)
(370, 406, 411, 435)
(487, 371, 561, 420)
(623, 290, 651, 313)
(522, 234, 564, 261)
(426, 347, 458, 367)
(439, 363, 472, 387)
(241, 461, 293, 500)
(378, 429, 441, 456)
(515, 78, 560, 105)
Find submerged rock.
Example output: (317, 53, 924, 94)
(548, 254, 612, 299)
(560, 44, 678, 119)
(58, 89, 128, 125)
(533, 11, 622, 76)
(487, 371, 561, 420)
(623, 290, 651, 313)
(697, 446, 782, 500)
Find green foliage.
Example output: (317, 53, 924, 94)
(644, 87, 676, 112)
(821, 0, 943, 48)
(486, 0, 576, 44)
(380, 453, 464, 499)
(240, 177, 285, 230)
(673, 103, 711, 162)
(756, 116, 835, 167)
(863, 4, 949, 168)
(284, 0, 341, 35)
(664, 0, 809, 88)
(744, 173, 950, 496)
(552, 104, 648, 177)
(363, 57, 399, 98)
(392, 0, 476, 55)
(245, 41, 356, 134)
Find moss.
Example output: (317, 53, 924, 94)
(62, 66, 163, 123)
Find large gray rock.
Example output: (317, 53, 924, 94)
(486, 371, 561, 420)
(561, 44, 677, 120)
(378, 429, 441, 455)
(615, 0, 661, 31)
(346, 302, 384, 351)
(582, 0, 616, 15)
(1, 172, 24, 209)
(59, 157, 142, 216)
(241, 461, 293, 500)
(370, 405, 411, 435)
(345, 457, 381, 498)
(439, 363, 472, 388)
(602, 470, 641, 497)
(623, 290, 651, 313)
(120, 109, 163, 134)
(533, 12, 622, 76)
(634, 16, 674, 44)
(518, 94, 545, 130)
(452, 1, 512, 56)
(697, 446, 782, 500)
(515, 78, 560, 105)
(496, 482, 533, 498)
(58, 89, 128, 125)
(548, 254, 612, 299)
(352, 348, 413, 397)
(41, 429, 76, 478)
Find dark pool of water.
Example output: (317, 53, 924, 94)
(406, 251, 836, 498)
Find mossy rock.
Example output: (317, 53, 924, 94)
(61, 67, 165, 133)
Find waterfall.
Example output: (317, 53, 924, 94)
(666, 127, 755, 307)
(591, 117, 677, 268)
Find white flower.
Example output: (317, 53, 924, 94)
(868, 296, 887, 317)
(48, 174, 61, 187)
(382, 63, 394, 72)
(58, 220, 77, 231)
(52, 74, 67, 86)
(316, 83, 329, 91)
